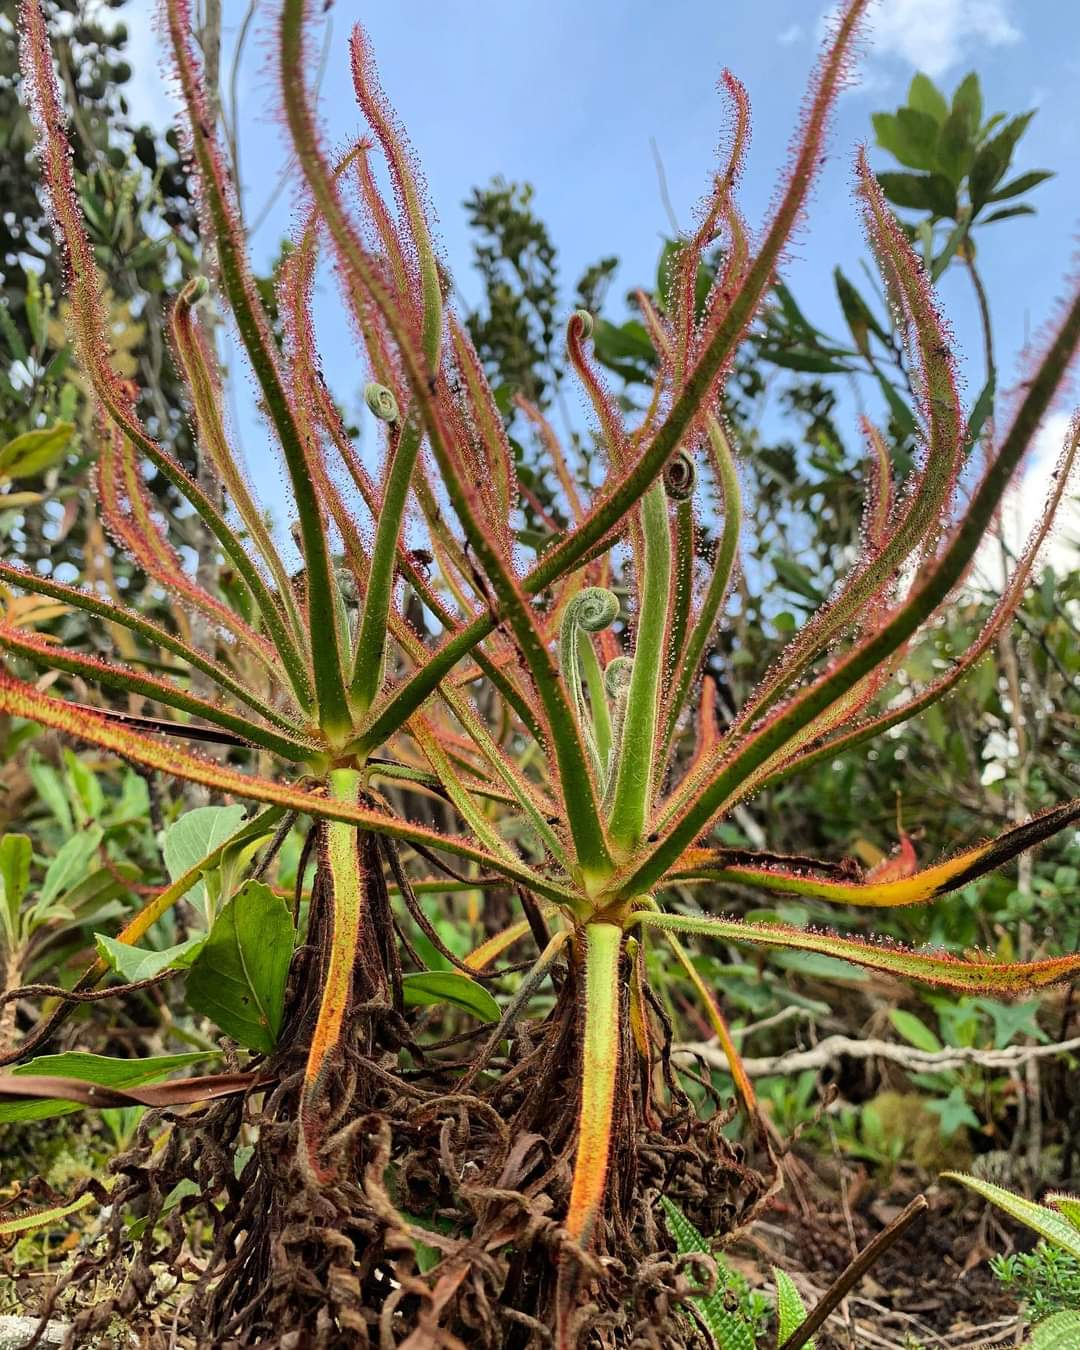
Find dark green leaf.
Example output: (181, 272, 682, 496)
(970, 112, 1036, 209)
(951, 72, 982, 136)
(772, 556, 826, 605)
(761, 347, 854, 375)
(907, 73, 948, 125)
(935, 108, 974, 186)
(95, 932, 207, 983)
(834, 267, 889, 357)
(875, 171, 955, 217)
(983, 205, 1036, 224)
(965, 377, 995, 453)
(875, 372, 917, 440)
(401, 971, 500, 1022)
(987, 170, 1053, 203)
(186, 881, 294, 1052)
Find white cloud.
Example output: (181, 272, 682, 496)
(864, 0, 1020, 80)
(777, 23, 803, 46)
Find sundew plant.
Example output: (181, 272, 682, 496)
(4, 0, 1080, 1344)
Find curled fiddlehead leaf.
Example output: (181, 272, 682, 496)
(559, 587, 620, 784)
(663, 449, 696, 501)
(602, 655, 634, 808)
(364, 381, 401, 423)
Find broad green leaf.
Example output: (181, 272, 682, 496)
(774, 1267, 815, 1348)
(0, 422, 74, 480)
(988, 170, 1053, 203)
(401, 971, 500, 1022)
(162, 804, 247, 919)
(950, 72, 982, 137)
(935, 108, 973, 187)
(943, 1174, 1080, 1260)
(875, 172, 940, 215)
(28, 752, 73, 833)
(661, 1196, 754, 1349)
(873, 112, 935, 172)
(907, 74, 948, 125)
(1031, 1310, 1080, 1350)
(889, 1009, 942, 1054)
(185, 880, 294, 1053)
(0, 1050, 215, 1123)
(39, 827, 103, 908)
(95, 932, 207, 983)
(0, 834, 31, 942)
(893, 108, 940, 170)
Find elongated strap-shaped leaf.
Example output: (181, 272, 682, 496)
(622, 262, 1080, 898)
(0, 1188, 98, 1239)
(284, 0, 874, 755)
(164, 0, 350, 736)
(0, 675, 582, 911)
(95, 432, 284, 685)
(662, 929, 756, 1115)
(762, 410, 1080, 791)
(301, 768, 365, 1183)
(19, 1, 314, 713)
(673, 68, 751, 383)
(170, 281, 305, 648)
(662, 413, 743, 754)
(632, 911, 1080, 994)
(349, 23, 443, 369)
(609, 481, 672, 853)
(412, 718, 517, 864)
(942, 1174, 1080, 1260)
(406, 333, 612, 881)
(734, 150, 964, 734)
(0, 562, 301, 733)
(672, 797, 1080, 909)
(565, 923, 623, 1246)
(526, 0, 873, 600)
(0, 623, 316, 761)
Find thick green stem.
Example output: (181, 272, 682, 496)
(301, 767, 365, 1182)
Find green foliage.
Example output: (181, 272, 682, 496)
(185, 881, 294, 1053)
(400, 971, 500, 1022)
(773, 1267, 814, 1348)
(991, 1244, 1080, 1327)
(0, 1050, 215, 1123)
(660, 1196, 767, 1346)
(872, 71, 1051, 229)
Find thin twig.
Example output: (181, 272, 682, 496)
(778, 1194, 929, 1350)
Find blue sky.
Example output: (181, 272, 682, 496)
(122, 0, 1080, 557)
